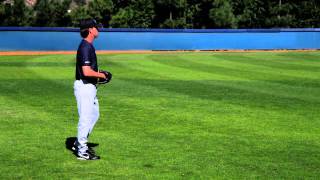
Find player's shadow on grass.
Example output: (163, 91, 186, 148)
(65, 137, 99, 156)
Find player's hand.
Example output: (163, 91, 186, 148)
(100, 72, 107, 79)
(98, 70, 112, 84)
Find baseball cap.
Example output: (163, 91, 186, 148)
(79, 19, 103, 30)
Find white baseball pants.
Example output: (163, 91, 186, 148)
(74, 80, 99, 153)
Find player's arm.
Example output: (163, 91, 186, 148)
(82, 66, 106, 79)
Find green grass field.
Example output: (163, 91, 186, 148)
(0, 52, 319, 179)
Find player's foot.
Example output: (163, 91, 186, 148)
(73, 142, 97, 153)
(88, 146, 97, 156)
(74, 141, 98, 150)
(77, 150, 100, 160)
(87, 142, 99, 148)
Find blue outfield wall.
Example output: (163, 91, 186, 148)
(0, 27, 319, 51)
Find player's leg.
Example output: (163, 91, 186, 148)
(86, 96, 100, 155)
(74, 81, 99, 160)
(88, 96, 99, 135)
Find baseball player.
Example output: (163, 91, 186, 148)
(73, 19, 111, 160)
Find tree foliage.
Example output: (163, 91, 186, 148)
(70, 6, 90, 26)
(33, 0, 72, 27)
(87, 0, 113, 27)
(110, 0, 154, 28)
(1, 0, 319, 28)
(209, 0, 237, 28)
(1, 0, 33, 26)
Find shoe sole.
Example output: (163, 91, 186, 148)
(77, 157, 100, 160)
(77, 157, 88, 160)
(77, 154, 101, 160)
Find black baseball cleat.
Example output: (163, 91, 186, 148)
(77, 150, 100, 160)
(87, 142, 99, 148)
(88, 146, 97, 156)
(73, 142, 98, 153)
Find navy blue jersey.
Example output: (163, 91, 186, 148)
(76, 40, 98, 84)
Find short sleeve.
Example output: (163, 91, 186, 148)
(79, 45, 91, 66)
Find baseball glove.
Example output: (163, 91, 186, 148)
(98, 70, 112, 84)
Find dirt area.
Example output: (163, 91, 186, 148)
(0, 49, 318, 56)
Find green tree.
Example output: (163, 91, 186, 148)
(233, 0, 267, 28)
(45, 0, 72, 27)
(154, 0, 195, 28)
(184, 2, 201, 28)
(33, 0, 71, 27)
(110, 0, 153, 28)
(2, 0, 33, 26)
(160, 17, 187, 28)
(112, 0, 133, 12)
(74, 0, 86, 6)
(70, 6, 90, 27)
(33, 0, 45, 25)
(153, 0, 180, 28)
(295, 1, 320, 28)
(54, 0, 72, 27)
(209, 0, 237, 28)
(156, 0, 180, 20)
(191, 0, 215, 28)
(0, 3, 6, 25)
(265, 1, 296, 28)
(87, 0, 113, 27)
(109, 7, 133, 27)
(1, 0, 319, 28)
(130, 0, 154, 28)
(34, 0, 53, 26)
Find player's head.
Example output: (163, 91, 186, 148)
(79, 19, 103, 38)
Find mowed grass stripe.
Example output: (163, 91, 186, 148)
(0, 52, 319, 179)
(149, 55, 319, 93)
(102, 52, 320, 178)
(122, 55, 319, 105)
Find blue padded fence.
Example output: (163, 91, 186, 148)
(0, 27, 319, 51)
